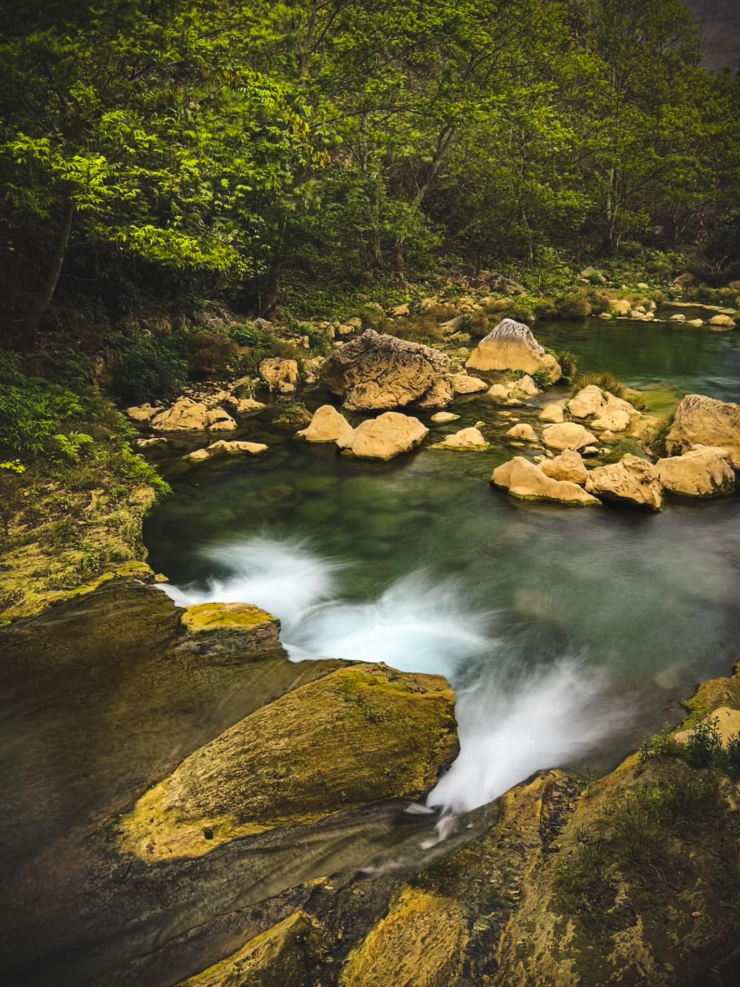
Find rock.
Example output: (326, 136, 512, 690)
(688, 318, 704, 327)
(321, 329, 451, 411)
(637, 282, 649, 290)
(541, 422, 597, 452)
(295, 405, 353, 444)
(337, 323, 356, 336)
(611, 299, 632, 316)
(568, 384, 606, 419)
(126, 403, 159, 424)
(598, 312, 612, 320)
(178, 601, 280, 655)
(259, 358, 299, 394)
(134, 437, 167, 449)
(506, 423, 537, 443)
(492, 457, 600, 506)
(175, 911, 327, 987)
(346, 316, 363, 328)
(151, 398, 210, 431)
(390, 303, 410, 317)
(433, 427, 489, 450)
(673, 707, 740, 749)
(431, 412, 460, 423)
(205, 407, 237, 431)
(666, 394, 740, 468)
(591, 409, 630, 432)
(184, 440, 268, 463)
(419, 297, 438, 313)
(450, 372, 488, 395)
(539, 403, 565, 424)
(670, 313, 687, 323)
(304, 356, 326, 383)
(582, 445, 600, 456)
(414, 377, 454, 410)
(465, 319, 561, 381)
(709, 314, 736, 329)
(585, 454, 663, 510)
(600, 430, 618, 443)
(224, 395, 267, 414)
(119, 664, 457, 861)
(338, 412, 428, 460)
(540, 449, 588, 485)
(656, 447, 735, 498)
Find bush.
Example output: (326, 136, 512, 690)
(185, 332, 239, 378)
(558, 293, 593, 319)
(554, 349, 578, 382)
(108, 334, 187, 406)
(0, 354, 85, 456)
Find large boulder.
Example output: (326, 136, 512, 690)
(295, 405, 353, 444)
(492, 457, 600, 506)
(585, 454, 664, 510)
(260, 357, 299, 394)
(656, 447, 735, 498)
(337, 412, 428, 460)
(321, 329, 451, 411)
(119, 664, 457, 861)
(432, 427, 489, 450)
(184, 440, 268, 463)
(151, 398, 209, 431)
(540, 449, 588, 485)
(666, 394, 740, 468)
(465, 319, 561, 381)
(541, 422, 597, 452)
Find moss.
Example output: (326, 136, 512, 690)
(181, 602, 278, 633)
(119, 664, 458, 862)
(175, 911, 328, 987)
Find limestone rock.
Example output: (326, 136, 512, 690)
(338, 412, 428, 460)
(539, 403, 565, 423)
(151, 398, 209, 431)
(582, 445, 600, 456)
(541, 422, 597, 452)
(450, 372, 488, 395)
(666, 394, 740, 468)
(175, 912, 327, 987)
(591, 409, 630, 432)
(224, 395, 267, 415)
(656, 447, 735, 498)
(674, 707, 740, 749)
(135, 437, 167, 449)
(184, 440, 268, 463)
(260, 358, 299, 394)
(670, 313, 686, 323)
(585, 454, 663, 510)
(205, 407, 237, 431)
(492, 457, 599, 506)
(321, 329, 451, 411)
(540, 449, 588, 485)
(178, 601, 280, 655)
(568, 384, 605, 419)
(432, 427, 489, 450)
(506, 423, 537, 443)
(611, 299, 632, 316)
(391, 303, 410, 317)
(431, 412, 460, 424)
(688, 318, 704, 327)
(466, 319, 561, 381)
(598, 312, 612, 320)
(709, 314, 736, 330)
(295, 405, 353, 444)
(119, 664, 457, 861)
(414, 377, 454, 410)
(486, 375, 540, 406)
(126, 403, 159, 424)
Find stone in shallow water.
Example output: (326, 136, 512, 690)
(541, 422, 597, 452)
(540, 449, 588, 485)
(432, 426, 489, 450)
(666, 394, 740, 468)
(338, 412, 428, 460)
(492, 456, 599, 506)
(466, 319, 561, 381)
(184, 440, 268, 463)
(450, 372, 488, 395)
(505, 423, 537, 443)
(295, 405, 353, 444)
(656, 447, 735, 498)
(585, 454, 663, 510)
(431, 411, 461, 423)
(539, 403, 565, 423)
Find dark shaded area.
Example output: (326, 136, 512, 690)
(689, 0, 740, 69)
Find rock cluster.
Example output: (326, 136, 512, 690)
(492, 456, 599, 505)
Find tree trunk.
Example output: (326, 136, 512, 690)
(23, 196, 74, 350)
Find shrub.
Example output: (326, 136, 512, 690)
(0, 354, 85, 456)
(185, 331, 240, 378)
(558, 293, 593, 319)
(108, 334, 187, 405)
(554, 350, 578, 382)
(532, 369, 553, 389)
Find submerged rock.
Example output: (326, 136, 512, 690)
(492, 457, 600, 505)
(184, 440, 268, 463)
(260, 358, 299, 394)
(585, 453, 664, 510)
(338, 412, 428, 460)
(119, 664, 457, 861)
(432, 427, 489, 450)
(540, 449, 588, 485)
(321, 329, 451, 411)
(295, 405, 353, 444)
(666, 394, 740, 468)
(656, 447, 735, 498)
(541, 422, 597, 452)
(466, 319, 561, 381)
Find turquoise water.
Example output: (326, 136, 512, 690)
(145, 321, 740, 807)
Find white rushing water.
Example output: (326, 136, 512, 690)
(164, 536, 625, 814)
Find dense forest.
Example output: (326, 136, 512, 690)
(1, 0, 739, 350)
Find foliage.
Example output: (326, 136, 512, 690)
(52, 431, 94, 464)
(554, 350, 579, 382)
(640, 716, 740, 775)
(108, 335, 187, 406)
(0, 353, 85, 455)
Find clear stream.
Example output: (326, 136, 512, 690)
(146, 318, 740, 814)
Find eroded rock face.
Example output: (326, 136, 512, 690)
(666, 394, 740, 468)
(338, 412, 428, 460)
(184, 440, 268, 463)
(541, 422, 597, 452)
(656, 447, 735, 497)
(585, 454, 663, 510)
(492, 457, 600, 506)
(119, 664, 457, 861)
(260, 358, 299, 395)
(450, 372, 488, 395)
(295, 405, 353, 444)
(540, 449, 588, 486)
(321, 329, 451, 411)
(466, 319, 561, 381)
(432, 427, 489, 450)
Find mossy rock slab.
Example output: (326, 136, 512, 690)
(175, 911, 327, 987)
(120, 663, 458, 861)
(178, 602, 281, 657)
